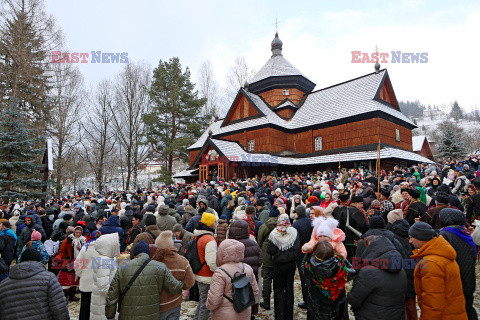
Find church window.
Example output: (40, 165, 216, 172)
(315, 136, 323, 151)
(248, 140, 255, 151)
(396, 129, 400, 142)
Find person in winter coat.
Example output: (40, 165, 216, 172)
(90, 233, 121, 320)
(216, 218, 228, 243)
(99, 215, 124, 237)
(18, 230, 49, 265)
(0, 221, 17, 277)
(206, 239, 259, 320)
(439, 208, 478, 320)
(301, 217, 347, 259)
(347, 235, 407, 320)
(105, 240, 184, 320)
(257, 207, 279, 310)
(151, 231, 196, 319)
(387, 219, 417, 320)
(302, 240, 350, 320)
(74, 230, 102, 320)
(194, 212, 219, 320)
(127, 213, 144, 245)
(0, 248, 70, 320)
(292, 205, 313, 309)
(182, 205, 196, 227)
(289, 194, 305, 221)
(267, 213, 300, 320)
(156, 204, 178, 231)
(16, 215, 46, 259)
(257, 199, 271, 223)
(220, 194, 234, 222)
(409, 222, 468, 319)
(173, 223, 194, 255)
(228, 220, 262, 318)
(130, 215, 160, 255)
(54, 226, 86, 301)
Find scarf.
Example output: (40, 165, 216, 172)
(268, 227, 298, 251)
(443, 226, 477, 255)
(305, 256, 348, 301)
(68, 234, 86, 259)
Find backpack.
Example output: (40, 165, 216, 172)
(184, 233, 210, 273)
(219, 263, 255, 313)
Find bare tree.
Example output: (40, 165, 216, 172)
(110, 62, 152, 189)
(49, 63, 84, 196)
(80, 80, 116, 191)
(198, 60, 219, 127)
(63, 146, 89, 195)
(223, 56, 256, 114)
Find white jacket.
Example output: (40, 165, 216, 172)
(75, 240, 99, 292)
(90, 233, 120, 320)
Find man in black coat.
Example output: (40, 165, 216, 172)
(439, 208, 478, 320)
(292, 205, 313, 309)
(404, 189, 427, 225)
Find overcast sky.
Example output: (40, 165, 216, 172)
(45, 0, 480, 113)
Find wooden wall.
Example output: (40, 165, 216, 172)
(275, 108, 295, 119)
(258, 88, 305, 106)
(189, 149, 200, 166)
(415, 139, 434, 160)
(217, 117, 412, 154)
(224, 95, 259, 125)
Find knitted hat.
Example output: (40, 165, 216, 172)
(146, 204, 156, 213)
(314, 217, 338, 239)
(200, 212, 216, 227)
(155, 231, 174, 249)
(20, 248, 42, 262)
(296, 205, 306, 217)
(172, 224, 183, 233)
(144, 214, 156, 226)
(176, 205, 185, 214)
(133, 240, 150, 257)
(336, 183, 345, 190)
(387, 209, 404, 224)
(269, 206, 280, 218)
(439, 208, 466, 227)
(409, 222, 436, 242)
(31, 230, 42, 241)
(245, 205, 255, 216)
(369, 215, 386, 229)
(307, 196, 319, 204)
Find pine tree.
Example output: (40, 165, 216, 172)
(143, 57, 206, 184)
(436, 120, 467, 160)
(449, 100, 463, 120)
(0, 100, 46, 202)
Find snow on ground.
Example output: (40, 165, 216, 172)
(68, 266, 480, 319)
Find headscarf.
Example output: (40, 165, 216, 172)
(275, 213, 291, 236)
(68, 226, 86, 259)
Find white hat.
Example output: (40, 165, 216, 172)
(313, 217, 338, 239)
(336, 183, 345, 190)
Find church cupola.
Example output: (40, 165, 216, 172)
(248, 32, 316, 100)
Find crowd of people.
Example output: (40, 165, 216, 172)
(0, 155, 479, 320)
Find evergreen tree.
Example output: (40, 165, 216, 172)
(436, 120, 467, 160)
(0, 100, 46, 202)
(449, 100, 463, 120)
(143, 57, 206, 184)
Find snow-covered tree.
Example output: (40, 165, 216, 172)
(449, 100, 463, 120)
(436, 120, 467, 160)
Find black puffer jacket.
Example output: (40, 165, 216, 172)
(387, 219, 416, 298)
(439, 209, 476, 296)
(228, 220, 262, 276)
(354, 227, 405, 261)
(333, 206, 368, 245)
(0, 261, 69, 319)
(302, 255, 348, 320)
(267, 227, 300, 267)
(347, 236, 407, 320)
(0, 233, 16, 267)
(292, 214, 313, 247)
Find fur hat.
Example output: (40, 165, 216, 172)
(155, 231, 174, 249)
(313, 217, 338, 239)
(307, 196, 319, 204)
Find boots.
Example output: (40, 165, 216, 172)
(68, 287, 80, 302)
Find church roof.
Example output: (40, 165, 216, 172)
(188, 69, 415, 150)
(250, 54, 307, 84)
(412, 135, 427, 152)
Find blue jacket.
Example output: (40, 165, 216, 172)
(99, 215, 124, 237)
(19, 241, 49, 265)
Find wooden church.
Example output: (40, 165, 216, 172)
(175, 33, 433, 182)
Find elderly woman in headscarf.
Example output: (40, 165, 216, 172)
(54, 225, 86, 302)
(267, 214, 300, 320)
(289, 194, 305, 222)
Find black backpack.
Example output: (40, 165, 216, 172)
(184, 233, 208, 273)
(219, 263, 255, 313)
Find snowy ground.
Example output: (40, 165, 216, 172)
(68, 266, 480, 319)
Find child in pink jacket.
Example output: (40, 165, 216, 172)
(301, 217, 347, 260)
